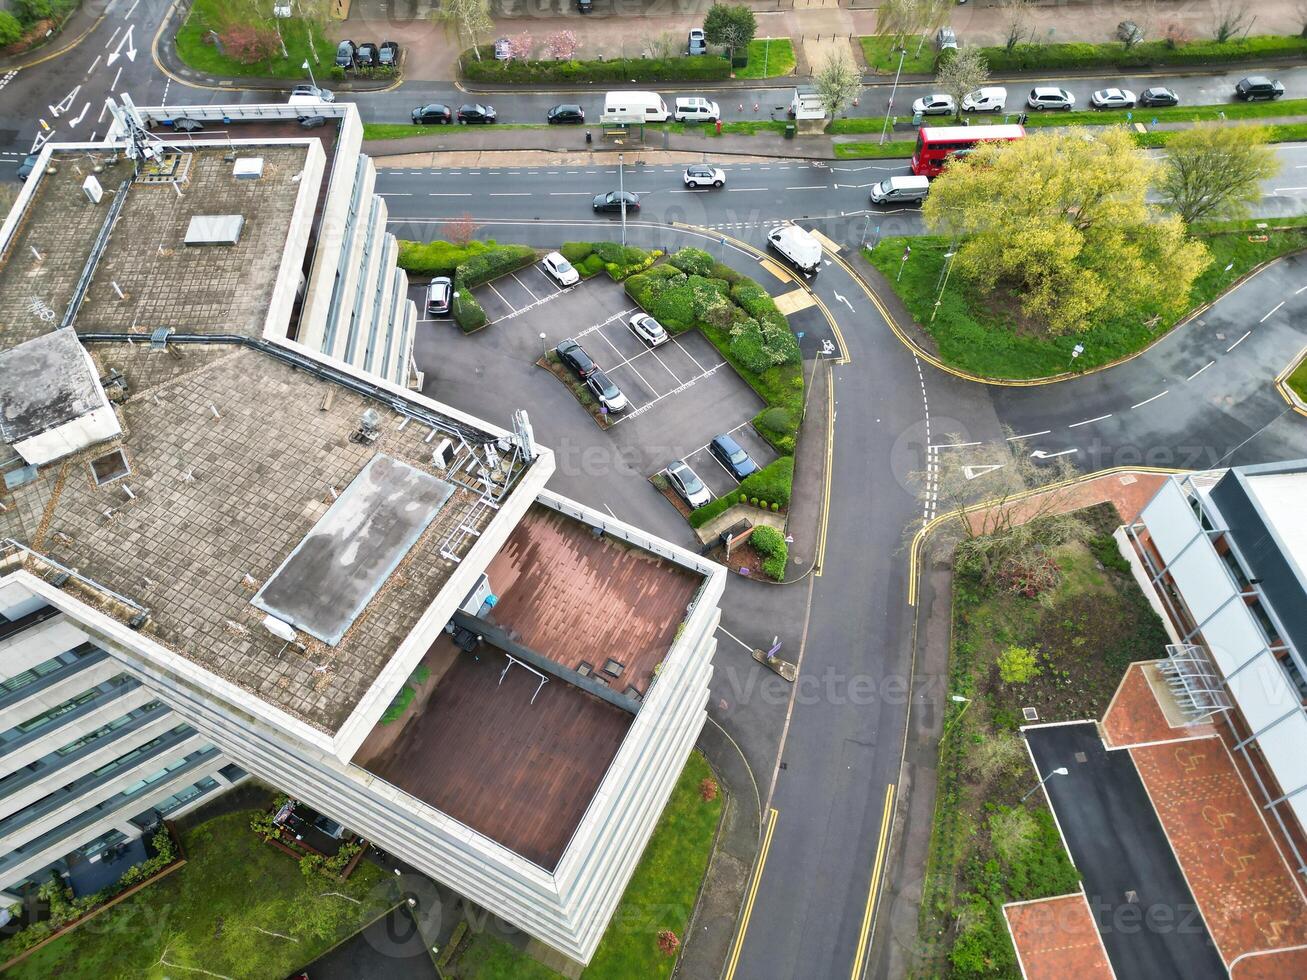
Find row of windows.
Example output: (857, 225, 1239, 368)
(0, 676, 135, 744)
(0, 645, 99, 698)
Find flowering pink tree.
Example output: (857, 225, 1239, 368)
(505, 31, 534, 61)
(545, 29, 578, 61)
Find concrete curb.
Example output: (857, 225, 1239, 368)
(0, 6, 103, 72)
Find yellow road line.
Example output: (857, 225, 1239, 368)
(724, 807, 780, 980)
(850, 783, 896, 980)
(807, 227, 844, 254)
(758, 257, 793, 283)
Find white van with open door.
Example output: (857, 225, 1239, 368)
(603, 91, 670, 123)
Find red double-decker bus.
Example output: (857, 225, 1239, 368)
(910, 124, 1025, 178)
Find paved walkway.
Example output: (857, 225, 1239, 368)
(1004, 893, 1114, 980)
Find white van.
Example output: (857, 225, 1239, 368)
(961, 86, 1007, 113)
(767, 225, 821, 276)
(674, 96, 720, 122)
(603, 91, 670, 123)
(869, 175, 930, 205)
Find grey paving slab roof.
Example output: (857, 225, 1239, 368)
(0, 328, 103, 443)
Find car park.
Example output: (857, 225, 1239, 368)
(629, 313, 668, 347)
(457, 103, 497, 124)
(1090, 88, 1136, 109)
(961, 87, 1007, 113)
(1235, 76, 1284, 100)
(683, 164, 725, 188)
(547, 104, 585, 124)
(586, 370, 629, 413)
(1139, 87, 1179, 107)
(356, 42, 379, 68)
(593, 191, 640, 213)
(542, 252, 580, 286)
(1027, 87, 1075, 110)
(425, 277, 452, 316)
(556, 339, 599, 378)
(687, 28, 707, 55)
(911, 93, 956, 116)
(870, 175, 930, 205)
(411, 104, 453, 125)
(378, 40, 400, 67)
(673, 96, 720, 122)
(710, 433, 759, 480)
(936, 27, 957, 51)
(334, 40, 356, 68)
(767, 225, 821, 277)
(666, 459, 712, 508)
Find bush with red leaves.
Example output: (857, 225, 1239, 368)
(699, 777, 719, 802)
(998, 553, 1060, 598)
(657, 929, 680, 956)
(220, 24, 280, 64)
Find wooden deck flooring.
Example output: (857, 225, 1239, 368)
(359, 648, 632, 869)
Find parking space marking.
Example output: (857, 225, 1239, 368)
(594, 329, 662, 401)
(535, 266, 565, 293)
(673, 336, 708, 373)
(684, 419, 757, 464)
(574, 307, 638, 340)
(512, 272, 541, 302)
(610, 360, 729, 424)
(773, 288, 816, 316)
(758, 258, 793, 283)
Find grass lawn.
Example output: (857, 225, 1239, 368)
(918, 505, 1163, 975)
(866, 224, 1307, 379)
(3, 810, 398, 978)
(980, 34, 1307, 73)
(175, 0, 330, 80)
(859, 35, 936, 75)
(834, 139, 916, 158)
(444, 751, 722, 979)
(735, 38, 796, 79)
(1287, 356, 1307, 402)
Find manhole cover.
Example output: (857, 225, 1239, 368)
(1075, 751, 1088, 764)
(1022, 707, 1039, 721)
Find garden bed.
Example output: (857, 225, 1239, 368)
(441, 751, 723, 979)
(537, 351, 613, 429)
(174, 0, 331, 80)
(461, 47, 731, 84)
(918, 504, 1167, 976)
(866, 224, 1307, 380)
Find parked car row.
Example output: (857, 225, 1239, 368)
(335, 39, 399, 70)
(410, 103, 498, 124)
(912, 78, 1273, 118)
(663, 433, 762, 510)
(554, 311, 670, 414)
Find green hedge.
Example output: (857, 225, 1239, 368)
(689, 457, 794, 529)
(462, 48, 731, 84)
(559, 242, 660, 281)
(980, 34, 1307, 72)
(750, 524, 789, 581)
(397, 239, 498, 278)
(451, 278, 486, 333)
(397, 239, 535, 333)
(458, 243, 537, 287)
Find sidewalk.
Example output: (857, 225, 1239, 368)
(364, 128, 840, 160)
(0, 0, 104, 71)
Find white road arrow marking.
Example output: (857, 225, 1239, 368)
(50, 84, 80, 118)
(1030, 448, 1078, 459)
(69, 102, 89, 127)
(963, 463, 1005, 480)
(107, 25, 135, 67)
(30, 129, 52, 154)
(833, 291, 855, 313)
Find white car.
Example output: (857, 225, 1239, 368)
(666, 459, 712, 508)
(683, 163, 725, 188)
(586, 370, 628, 413)
(289, 83, 335, 103)
(911, 93, 956, 116)
(1090, 88, 1136, 109)
(542, 251, 579, 286)
(961, 86, 1007, 113)
(629, 312, 668, 346)
(673, 96, 720, 122)
(1027, 87, 1075, 110)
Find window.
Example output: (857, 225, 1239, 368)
(6, 675, 131, 737)
(0, 645, 99, 696)
(55, 701, 162, 756)
(219, 763, 247, 782)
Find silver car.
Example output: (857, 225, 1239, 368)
(666, 459, 712, 508)
(629, 313, 668, 346)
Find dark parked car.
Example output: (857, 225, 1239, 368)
(356, 42, 379, 67)
(547, 104, 585, 124)
(592, 190, 640, 213)
(577, 0, 592, 11)
(335, 40, 356, 68)
(15, 153, 39, 181)
(1139, 87, 1179, 108)
(709, 434, 759, 480)
(378, 40, 400, 67)
(1235, 76, 1284, 101)
(457, 103, 497, 124)
(411, 103, 453, 125)
(556, 339, 598, 378)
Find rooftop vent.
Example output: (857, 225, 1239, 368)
(184, 214, 244, 246)
(90, 449, 130, 485)
(350, 408, 382, 445)
(233, 157, 264, 180)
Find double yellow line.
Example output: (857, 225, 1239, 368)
(723, 807, 779, 979)
(850, 783, 897, 980)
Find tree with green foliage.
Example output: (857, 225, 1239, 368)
(703, 3, 756, 61)
(923, 128, 1210, 336)
(0, 10, 22, 46)
(813, 50, 861, 119)
(1158, 123, 1279, 225)
(934, 46, 989, 121)
(997, 645, 1041, 683)
(438, 0, 494, 61)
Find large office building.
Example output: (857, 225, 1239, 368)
(0, 100, 725, 964)
(1126, 460, 1307, 879)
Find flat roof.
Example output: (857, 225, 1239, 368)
(0, 329, 102, 443)
(1244, 470, 1307, 580)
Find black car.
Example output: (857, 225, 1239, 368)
(547, 104, 585, 124)
(1138, 87, 1179, 108)
(577, 0, 592, 11)
(356, 42, 379, 68)
(411, 103, 453, 125)
(457, 103, 497, 124)
(378, 40, 400, 67)
(592, 190, 640, 213)
(556, 339, 598, 378)
(334, 40, 356, 68)
(709, 434, 759, 480)
(1235, 76, 1284, 101)
(15, 153, 39, 181)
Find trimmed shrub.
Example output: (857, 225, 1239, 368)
(751, 525, 788, 581)
(980, 35, 1307, 73)
(561, 241, 594, 263)
(578, 253, 606, 277)
(0, 10, 21, 46)
(463, 48, 731, 84)
(757, 406, 794, 436)
(452, 279, 487, 333)
(396, 239, 496, 278)
(458, 243, 537, 287)
(668, 246, 717, 277)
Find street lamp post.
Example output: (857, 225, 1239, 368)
(301, 59, 317, 91)
(940, 694, 971, 742)
(1021, 766, 1070, 803)
(618, 153, 627, 247)
(879, 46, 907, 146)
(930, 247, 958, 323)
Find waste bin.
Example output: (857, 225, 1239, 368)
(784, 124, 796, 140)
